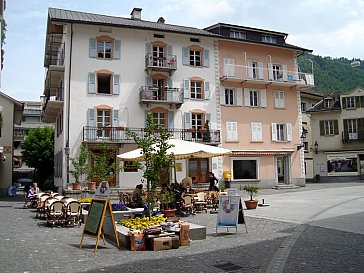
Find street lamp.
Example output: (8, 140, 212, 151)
(297, 130, 307, 150)
(314, 141, 319, 154)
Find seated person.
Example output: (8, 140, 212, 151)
(131, 184, 144, 208)
(27, 182, 40, 199)
(181, 176, 192, 192)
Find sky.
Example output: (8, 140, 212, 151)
(2, 0, 364, 101)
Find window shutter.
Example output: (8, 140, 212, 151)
(145, 77, 152, 87)
(271, 123, 277, 141)
(360, 96, 364, 108)
(281, 91, 285, 108)
(203, 49, 209, 67)
(258, 62, 264, 79)
(341, 97, 346, 109)
(226, 122, 233, 141)
(358, 118, 364, 139)
(232, 122, 238, 141)
(88, 72, 96, 94)
(268, 63, 273, 80)
(145, 43, 151, 66)
(220, 89, 226, 105)
(114, 40, 121, 59)
(320, 120, 325, 135)
(182, 47, 189, 65)
(205, 113, 211, 124)
(343, 119, 348, 138)
(257, 122, 263, 141)
(87, 108, 95, 127)
(184, 112, 191, 129)
(251, 122, 258, 141)
(145, 43, 151, 55)
(166, 45, 172, 57)
(168, 111, 174, 129)
(286, 123, 292, 141)
(334, 120, 339, 135)
(204, 81, 210, 99)
(355, 96, 360, 108)
(274, 91, 279, 108)
(236, 88, 243, 106)
(247, 61, 253, 78)
(282, 65, 288, 81)
(167, 78, 172, 88)
(113, 109, 119, 126)
(113, 74, 120, 95)
(244, 89, 250, 106)
(260, 89, 267, 107)
(183, 79, 190, 99)
(89, 38, 96, 58)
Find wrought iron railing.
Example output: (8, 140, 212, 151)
(139, 86, 183, 104)
(145, 53, 177, 69)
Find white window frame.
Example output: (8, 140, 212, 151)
(262, 35, 277, 44)
(226, 121, 238, 142)
(348, 119, 358, 139)
(190, 81, 203, 99)
(189, 49, 201, 66)
(244, 88, 266, 107)
(152, 112, 166, 128)
(251, 122, 263, 142)
(272, 123, 292, 142)
(97, 109, 111, 138)
(230, 157, 259, 180)
(224, 58, 235, 77)
(347, 97, 356, 109)
(230, 30, 246, 40)
(274, 90, 285, 108)
(324, 98, 333, 108)
(250, 90, 259, 107)
(324, 120, 334, 135)
(225, 88, 235, 105)
(301, 102, 307, 112)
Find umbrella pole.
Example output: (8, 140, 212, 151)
(173, 156, 177, 184)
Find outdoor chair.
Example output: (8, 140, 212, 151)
(194, 192, 208, 213)
(54, 195, 64, 201)
(64, 201, 82, 227)
(35, 194, 51, 218)
(47, 201, 65, 227)
(181, 195, 195, 216)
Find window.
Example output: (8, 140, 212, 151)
(88, 72, 120, 95)
(272, 64, 282, 80)
(274, 90, 285, 108)
(89, 36, 120, 60)
(301, 102, 307, 112)
(230, 30, 246, 40)
(153, 45, 165, 67)
(97, 39, 112, 59)
(262, 35, 277, 44)
(225, 88, 235, 105)
(244, 89, 267, 107)
(97, 109, 111, 138)
(320, 120, 338, 136)
(272, 123, 292, 141)
(324, 120, 334, 135)
(226, 121, 238, 141)
(190, 38, 200, 43)
(248, 61, 263, 79)
(251, 122, 263, 141)
(224, 58, 235, 77)
(324, 98, 333, 108)
(232, 159, 258, 179)
(124, 161, 138, 172)
(189, 49, 201, 66)
(347, 97, 355, 108)
(190, 80, 203, 99)
(154, 34, 165, 38)
(347, 119, 357, 139)
(97, 73, 112, 94)
(152, 111, 166, 128)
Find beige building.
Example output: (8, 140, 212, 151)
(205, 23, 314, 188)
(308, 87, 364, 182)
(0, 92, 23, 196)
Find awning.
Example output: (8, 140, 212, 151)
(231, 149, 295, 156)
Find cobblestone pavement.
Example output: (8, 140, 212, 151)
(1, 182, 364, 273)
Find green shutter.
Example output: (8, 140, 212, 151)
(334, 120, 339, 135)
(356, 96, 360, 108)
(358, 118, 364, 140)
(342, 97, 346, 109)
(343, 119, 348, 141)
(320, 120, 325, 136)
(360, 96, 364, 108)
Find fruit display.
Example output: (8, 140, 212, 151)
(77, 198, 93, 203)
(118, 215, 167, 231)
(111, 203, 128, 211)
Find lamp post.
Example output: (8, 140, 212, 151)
(314, 141, 319, 154)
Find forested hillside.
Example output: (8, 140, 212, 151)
(298, 54, 364, 94)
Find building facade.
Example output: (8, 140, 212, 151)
(206, 23, 314, 188)
(308, 87, 364, 182)
(0, 92, 23, 196)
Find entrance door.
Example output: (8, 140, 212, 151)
(276, 156, 289, 185)
(188, 158, 209, 183)
(152, 78, 165, 100)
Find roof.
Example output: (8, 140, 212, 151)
(306, 93, 341, 113)
(300, 89, 324, 98)
(48, 8, 219, 38)
(0, 92, 24, 125)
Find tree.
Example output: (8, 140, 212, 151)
(21, 126, 54, 189)
(69, 143, 90, 184)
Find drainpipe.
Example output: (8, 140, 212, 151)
(65, 23, 73, 187)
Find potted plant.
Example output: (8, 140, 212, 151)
(186, 127, 196, 133)
(243, 185, 259, 209)
(69, 144, 89, 191)
(202, 120, 211, 142)
(159, 191, 177, 217)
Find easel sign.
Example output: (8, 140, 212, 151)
(216, 195, 247, 234)
(80, 199, 119, 252)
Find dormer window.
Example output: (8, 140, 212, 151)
(324, 98, 333, 108)
(230, 30, 246, 40)
(346, 97, 356, 108)
(262, 35, 277, 44)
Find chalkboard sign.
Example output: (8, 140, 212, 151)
(80, 199, 119, 252)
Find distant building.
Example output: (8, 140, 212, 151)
(0, 92, 23, 196)
(13, 101, 50, 182)
(308, 87, 364, 182)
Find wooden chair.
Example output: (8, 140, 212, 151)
(47, 201, 65, 227)
(35, 194, 51, 218)
(181, 195, 194, 216)
(194, 192, 208, 213)
(64, 201, 82, 227)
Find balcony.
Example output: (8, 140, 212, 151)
(221, 63, 314, 88)
(82, 127, 221, 145)
(342, 130, 364, 142)
(41, 94, 64, 123)
(145, 53, 177, 75)
(139, 86, 183, 108)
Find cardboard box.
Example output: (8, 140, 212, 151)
(179, 223, 190, 246)
(151, 235, 179, 251)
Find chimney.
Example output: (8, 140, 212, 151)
(157, 17, 165, 24)
(130, 8, 142, 20)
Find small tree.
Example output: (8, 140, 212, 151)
(91, 143, 119, 185)
(127, 113, 174, 218)
(21, 126, 54, 189)
(69, 144, 89, 185)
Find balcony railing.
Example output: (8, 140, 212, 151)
(83, 126, 221, 144)
(145, 53, 177, 75)
(342, 130, 364, 142)
(221, 63, 314, 86)
(139, 86, 183, 105)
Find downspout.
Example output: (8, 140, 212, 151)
(65, 23, 73, 187)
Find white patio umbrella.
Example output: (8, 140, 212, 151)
(117, 139, 231, 161)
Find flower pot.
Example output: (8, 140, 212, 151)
(87, 182, 96, 191)
(116, 126, 124, 131)
(244, 200, 258, 209)
(186, 128, 196, 133)
(160, 208, 177, 218)
(72, 182, 81, 191)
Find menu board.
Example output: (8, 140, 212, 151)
(217, 195, 240, 227)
